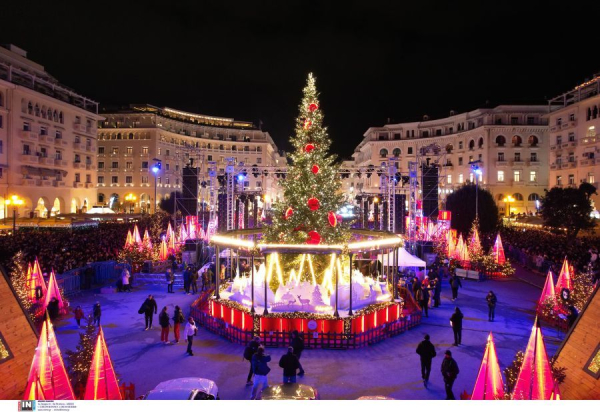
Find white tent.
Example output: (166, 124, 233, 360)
(86, 206, 115, 214)
(379, 248, 426, 267)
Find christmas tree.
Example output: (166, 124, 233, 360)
(65, 315, 98, 397)
(265, 73, 349, 246)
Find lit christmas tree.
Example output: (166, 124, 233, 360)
(265, 73, 349, 246)
(65, 315, 98, 397)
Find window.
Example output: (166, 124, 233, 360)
(589, 173, 595, 184)
(528, 193, 540, 201)
(436, 129, 442, 136)
(98, 176, 105, 184)
(527, 116, 535, 125)
(531, 153, 538, 162)
(257, 158, 262, 164)
(74, 154, 80, 163)
(512, 135, 522, 147)
(111, 147, 119, 155)
(207, 155, 213, 161)
(568, 152, 575, 163)
(478, 137, 484, 148)
(513, 193, 523, 201)
(498, 153, 505, 161)
(40, 127, 47, 136)
(569, 174, 575, 185)
(530, 171, 537, 182)
(458, 174, 463, 184)
(86, 174, 91, 183)
(127, 147, 133, 154)
(557, 117, 563, 126)
(158, 148, 161, 155)
(528, 135, 539, 147)
(0, 115, 3, 128)
(98, 161, 104, 169)
(447, 175, 452, 184)
(557, 175, 562, 186)
(568, 133, 575, 142)
(514, 171, 521, 182)
(458, 141, 463, 150)
(141, 161, 149, 169)
(422, 131, 429, 138)
(495, 135, 506, 146)
(469, 155, 473, 163)
(588, 126, 596, 137)
(23, 144, 30, 155)
(393, 133, 401, 140)
(515, 153, 521, 161)
(468, 140, 475, 150)
(407, 147, 413, 155)
(98, 146, 105, 154)
(142, 147, 149, 154)
(165, 163, 170, 171)
(556, 155, 562, 165)
(393, 148, 401, 157)
(557, 135, 562, 145)
(584, 343, 600, 379)
(75, 173, 80, 183)
(497, 171, 505, 182)
(0, 140, 2, 154)
(458, 157, 463, 166)
(175, 165, 179, 172)
(569, 114, 575, 121)
(126, 176, 133, 184)
(23, 122, 30, 131)
(380, 148, 389, 158)
(126, 161, 133, 169)
(111, 176, 118, 184)
(141, 176, 149, 184)
(111, 162, 118, 169)
(511, 116, 519, 125)
(56, 130, 62, 139)
(469, 173, 474, 182)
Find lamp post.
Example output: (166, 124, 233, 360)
(503, 195, 515, 220)
(125, 194, 136, 214)
(5, 195, 24, 234)
(152, 159, 161, 214)
(469, 160, 483, 219)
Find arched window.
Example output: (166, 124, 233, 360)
(495, 135, 506, 146)
(594, 106, 599, 119)
(59, 112, 64, 123)
(446, 144, 453, 153)
(528, 135, 539, 147)
(232, 145, 237, 151)
(468, 139, 475, 150)
(41, 106, 47, 119)
(478, 137, 484, 148)
(129, 133, 134, 140)
(27, 102, 33, 114)
(392, 148, 401, 157)
(497, 194, 504, 201)
(117, 133, 122, 140)
(53, 110, 58, 122)
(219, 144, 224, 150)
(588, 107, 593, 121)
(34, 104, 40, 116)
(47, 108, 52, 119)
(207, 143, 211, 149)
(512, 135, 522, 147)
(513, 193, 524, 201)
(528, 193, 540, 201)
(379, 148, 388, 157)
(0, 92, 3, 107)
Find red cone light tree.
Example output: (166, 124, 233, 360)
(84, 327, 122, 400)
(471, 332, 505, 400)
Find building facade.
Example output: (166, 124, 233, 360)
(97, 105, 286, 214)
(346, 105, 550, 215)
(0, 45, 102, 219)
(547, 75, 600, 205)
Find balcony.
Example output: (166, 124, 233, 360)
(581, 136, 598, 145)
(38, 134, 50, 143)
(41, 180, 53, 187)
(123, 152, 133, 158)
(529, 161, 541, 166)
(73, 142, 83, 150)
(549, 145, 560, 151)
(19, 153, 39, 163)
(73, 182, 83, 188)
(54, 159, 68, 167)
(53, 181, 66, 187)
(86, 145, 95, 152)
(550, 125, 561, 132)
(39, 157, 54, 166)
(580, 159, 594, 167)
(85, 183, 94, 188)
(60, 139, 68, 147)
(550, 163, 559, 170)
(73, 162, 86, 169)
(567, 141, 577, 148)
(513, 160, 525, 166)
(496, 160, 508, 166)
(21, 178, 38, 186)
(561, 120, 577, 129)
(85, 164, 92, 170)
(19, 130, 39, 141)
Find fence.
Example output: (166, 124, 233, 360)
(504, 245, 556, 274)
(56, 261, 129, 296)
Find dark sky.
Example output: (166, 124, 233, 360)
(2, 0, 600, 158)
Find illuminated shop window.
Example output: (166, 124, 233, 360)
(0, 331, 14, 364)
(584, 343, 600, 379)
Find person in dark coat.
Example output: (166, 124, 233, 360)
(190, 267, 198, 294)
(74, 305, 84, 327)
(183, 266, 191, 295)
(450, 273, 462, 301)
(159, 306, 170, 344)
(450, 307, 464, 346)
(416, 334, 437, 387)
(290, 330, 305, 375)
(47, 297, 59, 320)
(279, 346, 301, 383)
(567, 305, 579, 328)
(250, 346, 271, 400)
(416, 285, 429, 317)
(166, 268, 174, 293)
(433, 276, 442, 307)
(142, 295, 158, 330)
(486, 291, 497, 321)
(441, 350, 460, 400)
(244, 336, 261, 385)
(412, 275, 421, 298)
(93, 301, 101, 326)
(172, 305, 185, 343)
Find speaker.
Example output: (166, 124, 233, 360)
(373, 201, 379, 228)
(184, 239, 197, 252)
(382, 201, 388, 231)
(363, 199, 369, 229)
(394, 194, 406, 234)
(217, 193, 227, 232)
(421, 164, 439, 221)
(179, 166, 198, 217)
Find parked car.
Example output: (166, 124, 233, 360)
(143, 377, 219, 400)
(259, 383, 318, 400)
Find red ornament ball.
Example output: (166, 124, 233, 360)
(306, 230, 321, 245)
(304, 143, 315, 153)
(307, 197, 320, 211)
(303, 119, 312, 130)
(311, 164, 320, 174)
(284, 207, 293, 220)
(308, 103, 319, 112)
(328, 211, 337, 227)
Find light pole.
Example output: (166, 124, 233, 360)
(503, 195, 515, 220)
(5, 195, 24, 234)
(470, 160, 483, 220)
(125, 194, 136, 214)
(152, 159, 161, 214)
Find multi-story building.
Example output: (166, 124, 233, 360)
(547, 74, 600, 204)
(346, 105, 549, 215)
(0, 44, 102, 219)
(97, 105, 286, 213)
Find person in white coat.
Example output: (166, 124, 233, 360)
(122, 268, 131, 292)
(183, 317, 198, 356)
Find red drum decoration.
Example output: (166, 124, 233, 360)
(312, 164, 320, 174)
(308, 102, 319, 112)
(304, 143, 315, 153)
(328, 211, 337, 227)
(307, 197, 320, 211)
(284, 207, 293, 219)
(306, 230, 321, 245)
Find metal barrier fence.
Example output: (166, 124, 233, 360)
(56, 261, 130, 296)
(504, 245, 556, 274)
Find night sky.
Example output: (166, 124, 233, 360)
(2, 1, 600, 158)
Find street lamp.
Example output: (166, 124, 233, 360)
(470, 160, 483, 219)
(125, 194, 136, 214)
(503, 195, 515, 219)
(152, 159, 161, 214)
(5, 195, 24, 234)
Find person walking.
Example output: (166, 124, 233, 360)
(74, 305, 84, 328)
(290, 330, 305, 376)
(412, 275, 421, 298)
(450, 272, 462, 301)
(183, 266, 191, 295)
(434, 276, 442, 307)
(416, 334, 436, 387)
(166, 268, 174, 293)
(450, 307, 464, 346)
(191, 267, 198, 294)
(279, 346, 301, 383)
(244, 336, 261, 385)
(159, 306, 171, 344)
(441, 350, 460, 400)
(93, 301, 101, 326)
(486, 291, 497, 321)
(141, 295, 158, 331)
(250, 346, 271, 400)
(183, 317, 198, 356)
(416, 285, 428, 318)
(172, 305, 184, 343)
(121, 267, 131, 292)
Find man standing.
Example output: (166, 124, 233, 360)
(450, 272, 462, 301)
(244, 336, 261, 385)
(486, 291, 497, 321)
(159, 306, 170, 344)
(190, 266, 198, 294)
(183, 316, 198, 356)
(121, 267, 131, 292)
(250, 347, 271, 400)
(450, 307, 464, 346)
(279, 346, 301, 383)
(166, 268, 174, 293)
(290, 330, 305, 376)
(142, 295, 158, 331)
(416, 334, 436, 387)
(416, 285, 428, 318)
(93, 301, 101, 326)
(441, 350, 460, 400)
(183, 266, 191, 295)
(433, 276, 442, 307)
